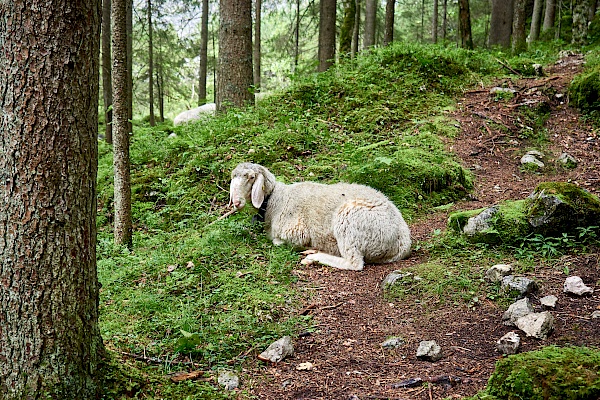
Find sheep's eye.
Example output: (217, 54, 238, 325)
(248, 175, 255, 181)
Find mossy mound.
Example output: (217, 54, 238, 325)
(569, 64, 600, 113)
(482, 346, 600, 400)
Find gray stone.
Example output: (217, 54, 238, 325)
(463, 206, 499, 241)
(496, 331, 521, 354)
(501, 275, 538, 296)
(591, 311, 600, 319)
(486, 264, 513, 282)
(218, 370, 240, 390)
(563, 276, 593, 296)
(381, 271, 413, 289)
(503, 298, 535, 326)
(490, 87, 516, 94)
(515, 312, 555, 339)
(557, 152, 578, 168)
(257, 336, 294, 363)
(416, 340, 442, 362)
(540, 295, 558, 308)
(381, 336, 405, 349)
(520, 151, 545, 168)
(173, 103, 216, 125)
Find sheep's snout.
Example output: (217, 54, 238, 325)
(229, 177, 247, 209)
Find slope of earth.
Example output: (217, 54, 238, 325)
(248, 53, 600, 400)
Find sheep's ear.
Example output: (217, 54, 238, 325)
(251, 173, 265, 208)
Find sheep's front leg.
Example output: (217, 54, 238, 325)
(272, 237, 286, 246)
(301, 252, 364, 271)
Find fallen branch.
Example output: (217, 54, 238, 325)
(119, 351, 201, 368)
(170, 370, 208, 383)
(495, 58, 523, 78)
(389, 375, 462, 389)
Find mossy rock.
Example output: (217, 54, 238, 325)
(484, 346, 600, 400)
(569, 64, 600, 113)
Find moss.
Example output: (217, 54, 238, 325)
(570, 64, 600, 113)
(484, 346, 600, 400)
(448, 207, 487, 233)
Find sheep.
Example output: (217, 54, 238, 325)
(229, 162, 411, 271)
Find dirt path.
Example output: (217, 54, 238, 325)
(249, 54, 600, 400)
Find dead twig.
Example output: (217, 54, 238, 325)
(320, 302, 345, 310)
(120, 351, 201, 368)
(495, 57, 523, 78)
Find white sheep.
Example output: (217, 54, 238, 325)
(229, 162, 411, 271)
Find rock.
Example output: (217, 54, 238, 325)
(503, 297, 535, 326)
(416, 340, 442, 362)
(490, 87, 516, 94)
(486, 264, 513, 282)
(591, 311, 600, 319)
(257, 336, 294, 363)
(520, 151, 545, 168)
(563, 276, 594, 296)
(218, 370, 240, 390)
(501, 275, 538, 296)
(540, 295, 558, 308)
(381, 337, 405, 349)
(557, 152, 578, 169)
(462, 206, 500, 243)
(173, 103, 216, 125)
(515, 312, 555, 339)
(532, 64, 544, 76)
(496, 331, 521, 354)
(381, 271, 413, 289)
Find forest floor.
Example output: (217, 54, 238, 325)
(248, 53, 600, 400)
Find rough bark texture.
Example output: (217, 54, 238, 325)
(572, 0, 590, 44)
(529, 0, 543, 42)
(363, 0, 376, 48)
(254, 0, 261, 90)
(217, 0, 254, 111)
(458, 0, 474, 49)
(147, 0, 155, 126)
(489, 0, 513, 47)
(340, 0, 356, 56)
(0, 1, 104, 398)
(113, 0, 133, 247)
(352, 0, 361, 56)
(442, 0, 447, 40)
(432, 0, 438, 43)
(384, 0, 395, 45)
(102, 0, 113, 143)
(294, 0, 300, 69)
(542, 0, 556, 32)
(198, 0, 209, 105)
(318, 0, 337, 71)
(512, 0, 527, 54)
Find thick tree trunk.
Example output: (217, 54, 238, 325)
(198, 0, 209, 105)
(384, 0, 395, 45)
(442, 0, 447, 40)
(254, 0, 261, 90)
(432, 0, 439, 43)
(217, 0, 254, 111)
(352, 0, 361, 56)
(147, 0, 155, 126)
(294, 0, 300, 69)
(542, 0, 556, 32)
(512, 0, 527, 54)
(102, 0, 113, 143)
(572, 0, 590, 44)
(0, 1, 104, 398)
(340, 0, 356, 56)
(364, 0, 376, 48)
(113, 0, 133, 247)
(458, 0, 474, 49)
(529, 0, 544, 42)
(318, 0, 337, 71)
(489, 0, 513, 47)
(126, 0, 133, 134)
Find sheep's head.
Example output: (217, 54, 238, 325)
(229, 163, 272, 210)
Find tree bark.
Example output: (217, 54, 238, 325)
(147, 0, 156, 126)
(458, 0, 474, 49)
(512, 0, 527, 54)
(432, 0, 439, 43)
(198, 0, 209, 105)
(542, 0, 556, 33)
(489, 0, 513, 47)
(529, 0, 544, 42)
(442, 0, 447, 40)
(384, 0, 395, 45)
(572, 0, 590, 44)
(352, 0, 361, 56)
(364, 0, 376, 47)
(113, 0, 133, 247)
(294, 0, 300, 70)
(102, 0, 113, 143)
(318, 0, 337, 71)
(217, 0, 254, 111)
(0, 1, 104, 398)
(340, 0, 356, 56)
(254, 0, 261, 90)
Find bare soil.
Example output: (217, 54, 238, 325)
(249, 53, 600, 400)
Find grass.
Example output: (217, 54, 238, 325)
(97, 41, 585, 398)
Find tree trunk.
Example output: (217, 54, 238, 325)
(0, 1, 104, 398)
(294, 0, 300, 70)
(384, 0, 395, 45)
(489, 0, 513, 47)
(126, 0, 133, 135)
(198, 0, 209, 105)
(572, 0, 590, 44)
(543, 0, 556, 32)
(589, 0, 598, 21)
(458, 0, 474, 49)
(442, 0, 447, 40)
(529, 0, 544, 42)
(512, 0, 527, 54)
(157, 62, 165, 121)
(364, 0, 376, 47)
(217, 0, 254, 111)
(420, 0, 425, 41)
(318, 0, 337, 71)
(147, 0, 155, 126)
(113, 0, 133, 247)
(433, 0, 439, 43)
(102, 0, 113, 144)
(352, 0, 361, 56)
(254, 0, 261, 90)
(340, 0, 356, 56)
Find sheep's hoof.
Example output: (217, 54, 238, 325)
(300, 249, 318, 255)
(300, 258, 316, 266)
